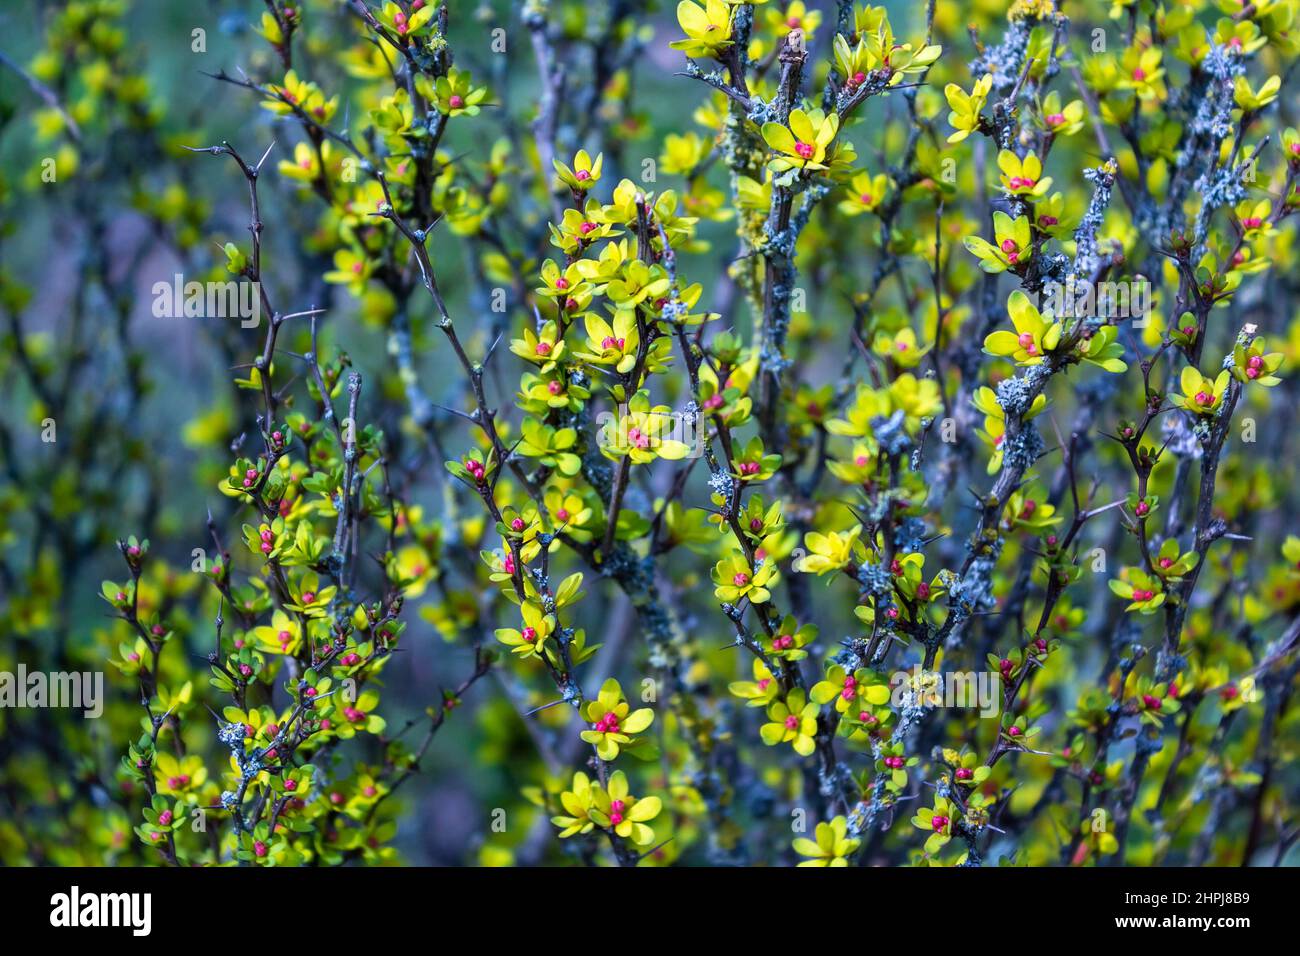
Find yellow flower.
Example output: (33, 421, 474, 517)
(728, 657, 780, 707)
(589, 771, 662, 846)
(551, 772, 598, 838)
(963, 211, 1032, 273)
(712, 551, 778, 604)
(1040, 91, 1084, 136)
(599, 391, 692, 464)
(388, 544, 435, 598)
(423, 68, 488, 117)
(888, 373, 942, 424)
(509, 319, 567, 370)
(1000, 486, 1062, 532)
(840, 171, 890, 216)
(262, 70, 337, 123)
(155, 753, 208, 797)
(794, 816, 860, 866)
(580, 678, 655, 760)
(660, 132, 709, 176)
(983, 290, 1062, 366)
(1108, 568, 1167, 614)
(1120, 46, 1166, 101)
(945, 73, 992, 143)
(323, 247, 372, 297)
(1234, 75, 1280, 112)
(761, 690, 818, 756)
(1171, 366, 1230, 416)
(495, 602, 554, 660)
(377, 0, 437, 38)
(1231, 336, 1283, 386)
(553, 149, 603, 191)
(810, 663, 891, 714)
(766, 1, 822, 41)
(872, 327, 930, 367)
(278, 140, 332, 183)
(544, 488, 595, 541)
(575, 311, 638, 374)
(911, 795, 956, 855)
(762, 108, 840, 173)
(251, 611, 303, 656)
(997, 149, 1052, 198)
(794, 524, 862, 576)
(825, 384, 891, 438)
(670, 0, 733, 59)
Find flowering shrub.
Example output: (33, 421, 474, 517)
(1, 0, 1299, 869)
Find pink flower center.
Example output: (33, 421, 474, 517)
(610, 799, 626, 825)
(1195, 391, 1212, 406)
(556, 508, 570, 522)
(511, 517, 525, 531)
(596, 713, 622, 734)
(449, 95, 464, 109)
(794, 141, 815, 160)
(931, 815, 949, 831)
(1133, 67, 1147, 81)
(576, 169, 590, 181)
(1046, 113, 1065, 127)
(733, 572, 750, 587)
(784, 715, 799, 730)
(522, 626, 538, 643)
(536, 341, 552, 355)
